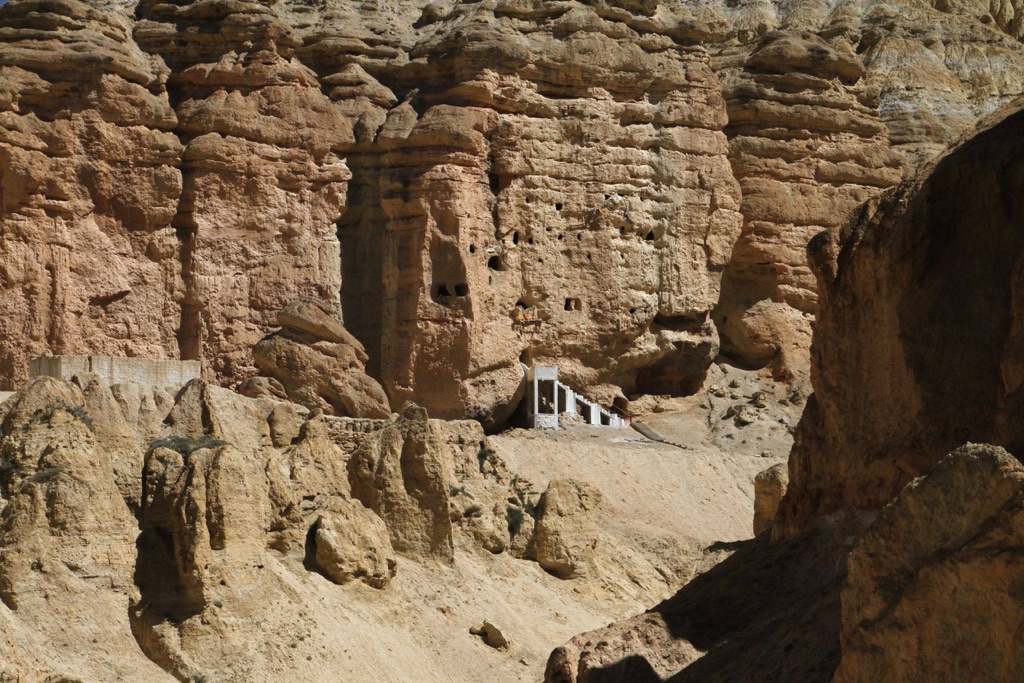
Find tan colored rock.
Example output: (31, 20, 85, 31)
(253, 298, 391, 419)
(714, 31, 902, 378)
(0, 376, 169, 681)
(2, 0, 1024, 425)
(544, 529, 847, 683)
(314, 504, 397, 589)
(0, 0, 183, 388)
(333, 4, 742, 424)
(777, 102, 1024, 537)
(753, 462, 788, 536)
(348, 405, 455, 562)
(266, 415, 350, 554)
(534, 479, 603, 579)
(836, 444, 1024, 682)
(470, 620, 510, 650)
(135, 5, 354, 384)
(237, 375, 289, 402)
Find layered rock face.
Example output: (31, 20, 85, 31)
(3, 0, 1024, 417)
(134, 0, 353, 382)
(335, 3, 743, 423)
(714, 32, 902, 376)
(0, 0, 183, 387)
(777, 102, 1024, 536)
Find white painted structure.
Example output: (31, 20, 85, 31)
(523, 364, 627, 430)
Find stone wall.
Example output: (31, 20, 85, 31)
(29, 355, 201, 388)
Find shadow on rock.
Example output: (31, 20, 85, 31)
(549, 531, 846, 683)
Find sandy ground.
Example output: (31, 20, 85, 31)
(0, 365, 800, 682)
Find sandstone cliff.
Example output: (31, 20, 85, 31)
(544, 92, 1024, 683)
(5, 0, 1022, 420)
(778, 99, 1024, 536)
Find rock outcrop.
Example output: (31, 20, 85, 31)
(835, 444, 1024, 682)
(713, 31, 903, 377)
(313, 505, 397, 589)
(348, 405, 456, 563)
(5, 0, 1024, 416)
(534, 479, 603, 579)
(0, 374, 555, 681)
(253, 298, 391, 418)
(340, 3, 743, 423)
(134, 0, 353, 383)
(0, 378, 167, 680)
(347, 403, 539, 562)
(753, 462, 788, 536)
(545, 93, 1024, 683)
(777, 100, 1024, 536)
(0, 0, 183, 388)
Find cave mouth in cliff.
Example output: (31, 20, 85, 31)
(133, 525, 205, 627)
(487, 255, 505, 271)
(431, 284, 452, 303)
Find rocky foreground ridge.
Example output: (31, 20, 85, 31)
(0, 372, 614, 680)
(545, 91, 1024, 682)
(2, 0, 1022, 424)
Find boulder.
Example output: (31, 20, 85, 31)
(314, 504, 397, 589)
(253, 297, 391, 419)
(533, 479, 603, 579)
(470, 621, 510, 650)
(753, 463, 788, 536)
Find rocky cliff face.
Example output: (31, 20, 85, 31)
(5, 0, 1018, 421)
(359, 3, 742, 423)
(778, 100, 1024, 536)
(0, 0, 183, 385)
(835, 444, 1024, 682)
(1, 0, 1023, 416)
(543, 91, 1024, 683)
(714, 31, 902, 377)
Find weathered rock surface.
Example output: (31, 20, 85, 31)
(0, 375, 559, 681)
(253, 298, 391, 418)
(347, 403, 539, 563)
(753, 461, 788, 536)
(0, 378, 168, 681)
(134, 0, 353, 383)
(835, 444, 1024, 682)
(4, 0, 1024, 415)
(339, 3, 743, 423)
(546, 95, 1024, 683)
(347, 405, 456, 562)
(714, 31, 903, 377)
(0, 0, 183, 388)
(534, 479, 604, 580)
(470, 620, 510, 650)
(777, 101, 1024, 536)
(313, 505, 397, 589)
